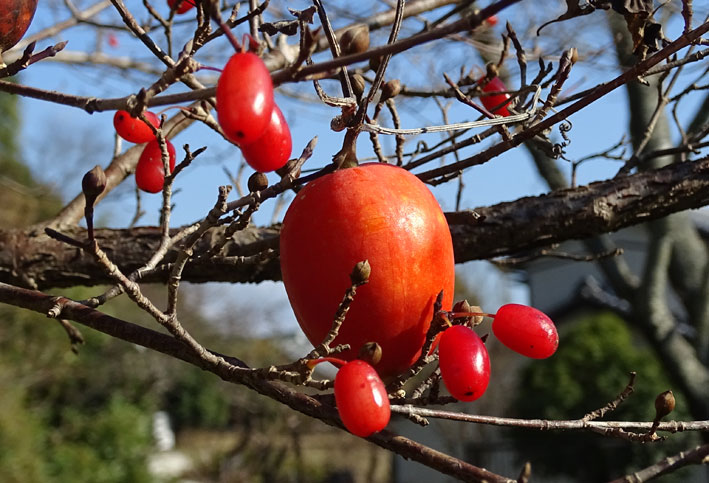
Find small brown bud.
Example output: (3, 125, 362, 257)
(350, 260, 371, 285)
(247, 171, 268, 192)
(380, 79, 402, 101)
(358, 341, 382, 366)
(339, 24, 369, 56)
(330, 114, 347, 132)
(349, 73, 366, 98)
(654, 390, 675, 421)
(484, 62, 499, 79)
(82, 165, 107, 204)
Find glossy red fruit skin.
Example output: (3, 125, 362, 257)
(240, 104, 292, 172)
(113, 111, 160, 143)
(438, 325, 490, 402)
(217, 53, 275, 146)
(334, 360, 390, 437)
(167, 0, 194, 14)
(479, 76, 511, 117)
(135, 140, 176, 193)
(280, 163, 455, 378)
(0, 0, 38, 56)
(492, 304, 559, 359)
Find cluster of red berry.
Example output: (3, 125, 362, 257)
(113, 111, 176, 193)
(438, 304, 558, 402)
(309, 303, 558, 438)
(112, 49, 291, 193)
(279, 163, 559, 438)
(216, 51, 292, 173)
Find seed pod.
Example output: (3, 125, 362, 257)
(247, 171, 268, 192)
(82, 165, 107, 203)
(358, 342, 382, 366)
(654, 390, 675, 421)
(349, 73, 366, 98)
(381, 79, 402, 101)
(340, 24, 369, 56)
(350, 260, 371, 285)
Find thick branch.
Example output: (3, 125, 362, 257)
(3, 157, 709, 289)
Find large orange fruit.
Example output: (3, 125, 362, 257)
(0, 0, 39, 60)
(280, 163, 455, 378)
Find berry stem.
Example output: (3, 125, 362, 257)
(306, 356, 348, 370)
(206, 1, 242, 52)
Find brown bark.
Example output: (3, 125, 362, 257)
(2, 156, 709, 289)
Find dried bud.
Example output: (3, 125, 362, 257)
(247, 171, 268, 192)
(654, 390, 675, 421)
(452, 300, 484, 326)
(380, 79, 402, 101)
(330, 114, 347, 132)
(339, 24, 369, 56)
(82, 165, 107, 203)
(349, 73, 366, 98)
(484, 62, 499, 79)
(358, 342, 382, 366)
(350, 260, 371, 285)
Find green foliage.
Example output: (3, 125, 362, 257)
(46, 396, 153, 483)
(163, 366, 231, 431)
(0, 297, 157, 483)
(0, 383, 49, 483)
(510, 311, 697, 481)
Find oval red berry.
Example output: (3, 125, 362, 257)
(438, 325, 490, 402)
(241, 104, 292, 172)
(217, 52, 275, 146)
(113, 110, 160, 143)
(167, 0, 193, 14)
(334, 360, 390, 437)
(492, 304, 559, 359)
(135, 139, 176, 193)
(479, 76, 511, 117)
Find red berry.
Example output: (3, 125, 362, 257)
(240, 104, 292, 172)
(107, 33, 119, 48)
(492, 304, 558, 359)
(485, 15, 499, 27)
(438, 325, 490, 402)
(135, 140, 176, 193)
(113, 110, 160, 143)
(280, 163, 455, 378)
(334, 360, 390, 437)
(217, 52, 275, 146)
(479, 76, 511, 117)
(167, 0, 193, 14)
